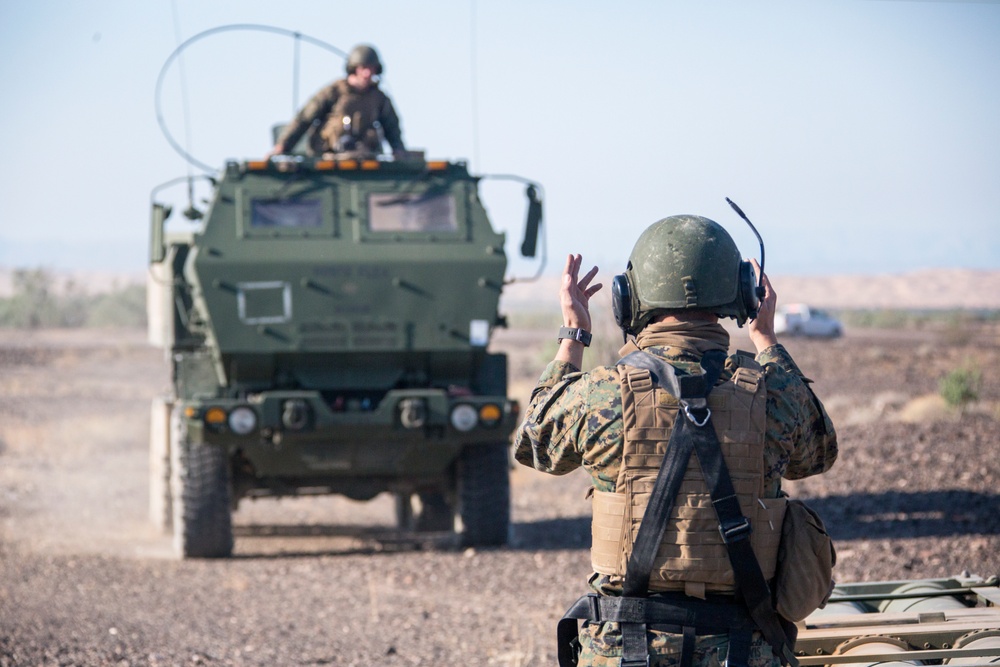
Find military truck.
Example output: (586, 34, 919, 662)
(147, 152, 542, 558)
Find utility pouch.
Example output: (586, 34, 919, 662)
(774, 498, 836, 622)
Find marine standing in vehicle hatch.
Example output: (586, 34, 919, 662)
(267, 44, 405, 158)
(513, 215, 838, 667)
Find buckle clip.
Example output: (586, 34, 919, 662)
(719, 517, 752, 544)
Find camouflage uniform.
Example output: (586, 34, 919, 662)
(514, 320, 838, 667)
(275, 79, 405, 156)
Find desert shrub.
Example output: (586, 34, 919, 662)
(839, 308, 1000, 331)
(0, 269, 146, 329)
(86, 285, 147, 328)
(839, 309, 910, 329)
(938, 366, 981, 410)
(0, 269, 63, 327)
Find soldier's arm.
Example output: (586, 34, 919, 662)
(749, 261, 837, 480)
(378, 96, 405, 153)
(273, 84, 338, 154)
(758, 344, 838, 480)
(512, 360, 588, 475)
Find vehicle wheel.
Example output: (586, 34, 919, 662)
(394, 492, 415, 531)
(169, 408, 234, 558)
(149, 395, 173, 533)
(395, 492, 456, 532)
(415, 492, 455, 532)
(457, 443, 510, 547)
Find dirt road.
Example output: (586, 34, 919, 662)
(1, 324, 998, 665)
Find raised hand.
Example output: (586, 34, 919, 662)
(747, 258, 779, 353)
(560, 254, 603, 332)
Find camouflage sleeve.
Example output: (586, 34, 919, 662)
(756, 344, 838, 483)
(378, 94, 405, 152)
(513, 360, 589, 476)
(513, 362, 625, 491)
(276, 83, 338, 151)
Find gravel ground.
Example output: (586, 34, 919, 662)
(1, 322, 998, 666)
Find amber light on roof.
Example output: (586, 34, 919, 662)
(246, 160, 269, 171)
(426, 161, 448, 171)
(361, 160, 380, 170)
(337, 159, 358, 170)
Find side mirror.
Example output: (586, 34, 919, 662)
(520, 185, 542, 258)
(150, 202, 172, 263)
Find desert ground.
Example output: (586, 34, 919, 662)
(1, 271, 999, 666)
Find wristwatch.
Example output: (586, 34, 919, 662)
(557, 326, 592, 347)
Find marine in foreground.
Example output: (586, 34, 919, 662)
(514, 214, 839, 667)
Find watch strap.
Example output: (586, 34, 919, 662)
(558, 326, 592, 347)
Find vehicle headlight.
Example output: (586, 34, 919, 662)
(478, 403, 502, 428)
(450, 404, 478, 432)
(228, 406, 258, 435)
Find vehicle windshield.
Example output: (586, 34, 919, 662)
(367, 192, 457, 232)
(250, 199, 323, 228)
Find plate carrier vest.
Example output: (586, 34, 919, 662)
(556, 351, 799, 667)
(591, 354, 787, 598)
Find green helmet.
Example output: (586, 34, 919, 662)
(346, 44, 383, 75)
(612, 215, 757, 333)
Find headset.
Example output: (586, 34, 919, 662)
(611, 198, 766, 333)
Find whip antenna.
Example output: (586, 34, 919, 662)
(726, 197, 765, 299)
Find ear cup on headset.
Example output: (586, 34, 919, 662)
(611, 274, 632, 331)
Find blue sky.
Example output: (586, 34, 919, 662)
(0, 1, 997, 277)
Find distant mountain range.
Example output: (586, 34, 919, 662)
(502, 269, 1000, 311)
(3, 266, 998, 310)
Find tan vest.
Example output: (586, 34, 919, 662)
(315, 80, 387, 155)
(591, 359, 787, 598)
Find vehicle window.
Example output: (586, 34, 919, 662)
(250, 199, 323, 228)
(367, 192, 457, 232)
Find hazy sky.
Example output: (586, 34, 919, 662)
(1, 1, 998, 277)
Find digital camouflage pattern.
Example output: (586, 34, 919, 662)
(513, 320, 838, 667)
(275, 78, 405, 156)
(579, 624, 782, 667)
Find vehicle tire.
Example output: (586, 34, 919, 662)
(394, 492, 415, 531)
(457, 442, 510, 547)
(169, 408, 234, 558)
(395, 492, 456, 532)
(415, 492, 455, 532)
(149, 395, 173, 533)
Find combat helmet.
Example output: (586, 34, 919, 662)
(346, 44, 383, 75)
(611, 215, 759, 334)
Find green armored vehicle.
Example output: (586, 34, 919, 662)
(148, 153, 542, 558)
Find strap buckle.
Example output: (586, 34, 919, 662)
(620, 658, 651, 667)
(719, 516, 752, 544)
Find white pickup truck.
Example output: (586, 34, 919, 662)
(773, 304, 843, 337)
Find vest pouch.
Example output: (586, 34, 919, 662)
(774, 498, 836, 622)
